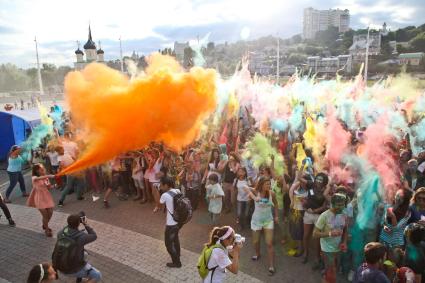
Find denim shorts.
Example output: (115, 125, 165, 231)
(65, 263, 101, 282)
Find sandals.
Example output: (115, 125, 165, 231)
(153, 207, 159, 213)
(251, 255, 260, 261)
(45, 228, 53, 237)
(268, 267, 275, 276)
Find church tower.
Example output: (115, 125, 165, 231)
(84, 25, 97, 62)
(75, 41, 84, 63)
(97, 41, 104, 62)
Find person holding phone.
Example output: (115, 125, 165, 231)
(53, 213, 101, 283)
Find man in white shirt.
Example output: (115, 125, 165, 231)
(159, 176, 182, 268)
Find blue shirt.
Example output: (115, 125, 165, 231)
(353, 264, 390, 283)
(7, 156, 25, 172)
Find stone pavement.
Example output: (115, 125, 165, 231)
(0, 224, 159, 283)
(1, 174, 322, 283)
(2, 204, 261, 283)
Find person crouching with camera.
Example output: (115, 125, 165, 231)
(198, 226, 243, 283)
(52, 212, 101, 283)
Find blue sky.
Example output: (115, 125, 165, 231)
(0, 0, 424, 68)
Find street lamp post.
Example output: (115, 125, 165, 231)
(276, 35, 280, 83)
(364, 26, 370, 83)
(34, 36, 44, 95)
(119, 36, 124, 72)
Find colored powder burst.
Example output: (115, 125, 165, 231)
(270, 119, 288, 132)
(242, 133, 285, 176)
(362, 115, 400, 200)
(303, 117, 326, 169)
(21, 104, 54, 159)
(60, 53, 217, 174)
(294, 143, 307, 170)
(189, 33, 210, 67)
(289, 105, 304, 134)
(325, 107, 351, 165)
(355, 172, 382, 229)
(49, 105, 63, 134)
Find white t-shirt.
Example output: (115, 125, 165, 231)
(57, 153, 74, 168)
(62, 141, 78, 159)
(132, 157, 144, 179)
(160, 188, 181, 226)
(235, 179, 251, 202)
(46, 151, 59, 166)
(206, 183, 224, 214)
(149, 159, 162, 183)
(204, 247, 232, 283)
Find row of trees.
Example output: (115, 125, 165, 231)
(0, 63, 72, 92)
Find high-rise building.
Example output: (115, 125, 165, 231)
(303, 7, 350, 39)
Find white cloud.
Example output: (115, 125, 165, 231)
(0, 0, 424, 67)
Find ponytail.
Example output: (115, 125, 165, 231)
(206, 226, 233, 247)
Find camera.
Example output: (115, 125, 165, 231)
(234, 234, 245, 244)
(79, 211, 86, 224)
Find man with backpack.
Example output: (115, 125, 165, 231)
(52, 213, 101, 282)
(159, 176, 192, 268)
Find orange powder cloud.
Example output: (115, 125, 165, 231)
(61, 54, 217, 174)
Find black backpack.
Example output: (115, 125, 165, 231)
(168, 190, 193, 225)
(52, 228, 83, 274)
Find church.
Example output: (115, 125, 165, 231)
(74, 25, 104, 70)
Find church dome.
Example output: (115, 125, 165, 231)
(97, 49, 104, 54)
(83, 25, 96, 50)
(84, 39, 96, 50)
(75, 48, 84, 55)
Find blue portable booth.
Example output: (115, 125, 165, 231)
(0, 109, 41, 161)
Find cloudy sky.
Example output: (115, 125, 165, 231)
(0, 0, 424, 68)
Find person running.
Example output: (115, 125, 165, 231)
(244, 176, 279, 275)
(27, 164, 55, 237)
(27, 263, 58, 283)
(159, 176, 182, 268)
(4, 145, 28, 203)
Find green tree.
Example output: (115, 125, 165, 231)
(409, 32, 425, 52)
(0, 64, 31, 92)
(287, 53, 307, 65)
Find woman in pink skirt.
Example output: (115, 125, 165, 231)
(27, 164, 55, 237)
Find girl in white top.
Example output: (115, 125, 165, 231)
(206, 173, 225, 224)
(203, 148, 221, 183)
(234, 167, 251, 229)
(203, 226, 241, 283)
(132, 153, 145, 201)
(150, 154, 164, 212)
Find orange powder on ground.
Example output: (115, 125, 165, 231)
(61, 54, 217, 174)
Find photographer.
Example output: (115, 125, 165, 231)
(200, 226, 242, 283)
(52, 213, 101, 283)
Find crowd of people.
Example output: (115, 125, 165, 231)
(1, 77, 425, 283)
